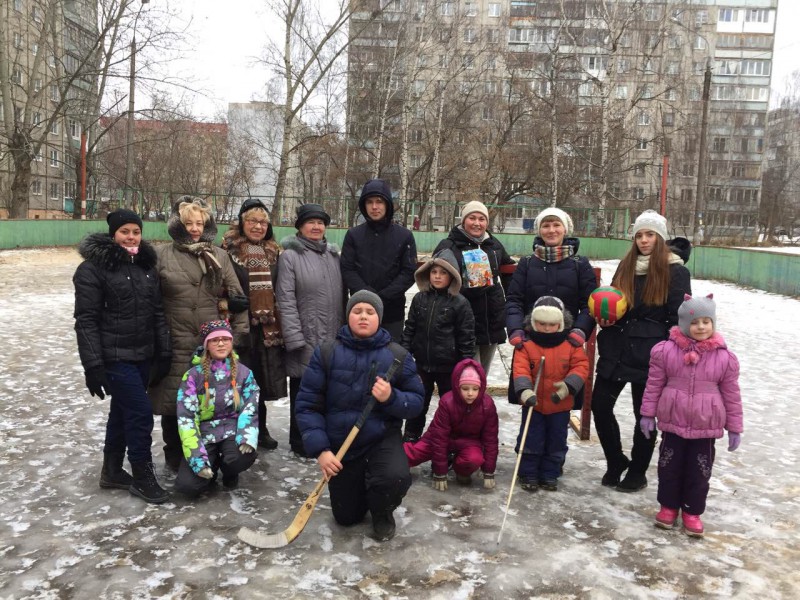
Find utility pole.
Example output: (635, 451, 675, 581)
(693, 63, 712, 244)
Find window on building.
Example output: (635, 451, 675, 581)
(681, 189, 694, 203)
(50, 84, 59, 102)
(50, 182, 60, 200)
(666, 88, 678, 101)
(464, 28, 476, 43)
(416, 1, 426, 16)
(69, 120, 80, 138)
(439, 30, 451, 42)
(484, 80, 498, 95)
(31, 180, 42, 195)
(695, 10, 709, 25)
(638, 111, 650, 126)
(510, 1, 536, 18)
(65, 182, 76, 200)
(532, 79, 549, 96)
(464, 1, 477, 16)
(617, 58, 630, 74)
(712, 137, 728, 152)
(13, 33, 23, 48)
(619, 33, 632, 48)
(486, 56, 497, 70)
(14, 0, 23, 12)
(31, 43, 38, 56)
(636, 139, 648, 151)
(645, 6, 661, 21)
(462, 54, 474, 69)
(410, 154, 422, 168)
(666, 62, 679, 75)
(441, 2, 453, 16)
(33, 78, 42, 92)
(34, 150, 42, 162)
(742, 60, 771, 76)
(668, 35, 681, 49)
(640, 85, 654, 100)
(486, 29, 499, 44)
(32, 111, 41, 126)
(745, 9, 770, 23)
(50, 121, 59, 135)
(634, 163, 646, 176)
(32, 5, 41, 22)
(708, 187, 726, 202)
(488, 3, 501, 17)
(482, 106, 493, 120)
(718, 9, 738, 22)
(694, 36, 707, 50)
(11, 67, 23, 86)
(662, 113, 675, 127)
(50, 149, 59, 166)
(633, 187, 646, 201)
(587, 56, 606, 70)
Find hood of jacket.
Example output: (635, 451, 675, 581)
(531, 235, 582, 254)
(669, 326, 727, 364)
(78, 232, 157, 271)
(449, 357, 487, 405)
(358, 179, 394, 226)
(668, 237, 692, 264)
(414, 248, 462, 295)
(167, 196, 218, 244)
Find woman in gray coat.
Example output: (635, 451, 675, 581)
(150, 196, 248, 472)
(275, 203, 344, 457)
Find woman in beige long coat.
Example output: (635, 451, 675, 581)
(149, 196, 248, 472)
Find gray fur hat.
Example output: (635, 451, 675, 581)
(347, 290, 384, 324)
(678, 293, 716, 336)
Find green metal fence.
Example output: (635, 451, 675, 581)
(1, 220, 798, 297)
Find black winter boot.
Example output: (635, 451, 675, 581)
(99, 452, 134, 490)
(601, 455, 631, 487)
(372, 511, 396, 541)
(258, 428, 278, 451)
(130, 461, 170, 504)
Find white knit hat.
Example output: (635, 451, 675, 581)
(631, 209, 668, 241)
(461, 200, 489, 223)
(534, 207, 574, 236)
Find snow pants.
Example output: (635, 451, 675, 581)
(517, 408, 570, 481)
(174, 438, 257, 497)
(328, 428, 411, 526)
(404, 437, 485, 477)
(657, 432, 716, 515)
(591, 376, 656, 477)
(104, 361, 154, 464)
(404, 370, 453, 439)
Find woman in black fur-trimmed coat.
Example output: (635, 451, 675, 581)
(73, 209, 172, 503)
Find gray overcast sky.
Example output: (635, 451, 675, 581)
(165, 0, 800, 119)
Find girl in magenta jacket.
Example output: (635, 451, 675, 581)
(404, 358, 499, 491)
(640, 294, 743, 537)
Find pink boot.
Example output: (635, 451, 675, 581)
(682, 512, 704, 537)
(655, 506, 679, 529)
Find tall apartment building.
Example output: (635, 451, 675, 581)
(347, 0, 777, 238)
(0, 0, 98, 218)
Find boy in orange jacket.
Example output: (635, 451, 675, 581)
(512, 296, 589, 492)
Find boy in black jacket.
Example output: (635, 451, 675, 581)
(401, 249, 476, 441)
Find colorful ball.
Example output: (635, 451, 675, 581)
(588, 287, 628, 322)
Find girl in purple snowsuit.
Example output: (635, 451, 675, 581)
(640, 294, 743, 537)
(404, 358, 499, 490)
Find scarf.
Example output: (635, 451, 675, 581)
(223, 229, 283, 347)
(168, 207, 224, 292)
(635, 252, 684, 275)
(533, 243, 575, 263)
(297, 235, 328, 254)
(457, 224, 489, 245)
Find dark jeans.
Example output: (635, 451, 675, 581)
(657, 432, 716, 515)
(591, 376, 656, 476)
(238, 339, 287, 435)
(382, 320, 404, 342)
(328, 428, 411, 526)
(404, 370, 452, 438)
(517, 409, 571, 481)
(174, 437, 257, 497)
(104, 361, 154, 464)
(289, 377, 304, 453)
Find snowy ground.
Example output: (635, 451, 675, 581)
(1, 248, 799, 599)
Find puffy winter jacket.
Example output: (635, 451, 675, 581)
(434, 226, 515, 345)
(596, 238, 692, 385)
(341, 182, 417, 324)
(295, 325, 424, 461)
(641, 328, 743, 439)
(401, 249, 475, 373)
(419, 358, 499, 476)
(73, 233, 171, 370)
(275, 235, 345, 378)
(505, 236, 597, 338)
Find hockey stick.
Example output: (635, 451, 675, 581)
(238, 357, 403, 549)
(497, 355, 545, 545)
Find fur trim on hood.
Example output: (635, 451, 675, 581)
(414, 248, 462, 295)
(78, 232, 157, 271)
(669, 326, 726, 365)
(167, 196, 218, 244)
(280, 235, 339, 256)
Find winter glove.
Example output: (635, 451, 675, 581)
(567, 328, 586, 348)
(727, 432, 741, 452)
(239, 443, 254, 454)
(640, 416, 656, 439)
(432, 474, 448, 492)
(198, 467, 214, 479)
(550, 381, 569, 404)
(482, 472, 495, 490)
(85, 366, 110, 399)
(227, 294, 249, 314)
(520, 389, 537, 408)
(149, 360, 171, 387)
(509, 329, 525, 350)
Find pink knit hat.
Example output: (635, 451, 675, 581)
(459, 366, 481, 387)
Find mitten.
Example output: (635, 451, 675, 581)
(239, 443, 255, 454)
(727, 432, 741, 452)
(520, 389, 537, 408)
(509, 329, 525, 349)
(640, 416, 656, 439)
(550, 381, 569, 404)
(197, 467, 214, 479)
(567, 328, 586, 347)
(432, 474, 448, 492)
(227, 294, 250, 313)
(85, 366, 109, 399)
(149, 360, 171, 387)
(482, 472, 495, 489)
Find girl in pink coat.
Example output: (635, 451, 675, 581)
(640, 294, 743, 537)
(404, 358, 499, 491)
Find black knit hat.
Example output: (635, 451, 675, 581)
(294, 203, 330, 229)
(107, 209, 143, 236)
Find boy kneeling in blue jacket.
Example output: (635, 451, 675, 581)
(296, 290, 425, 540)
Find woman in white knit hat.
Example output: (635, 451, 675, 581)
(433, 201, 515, 372)
(591, 210, 692, 493)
